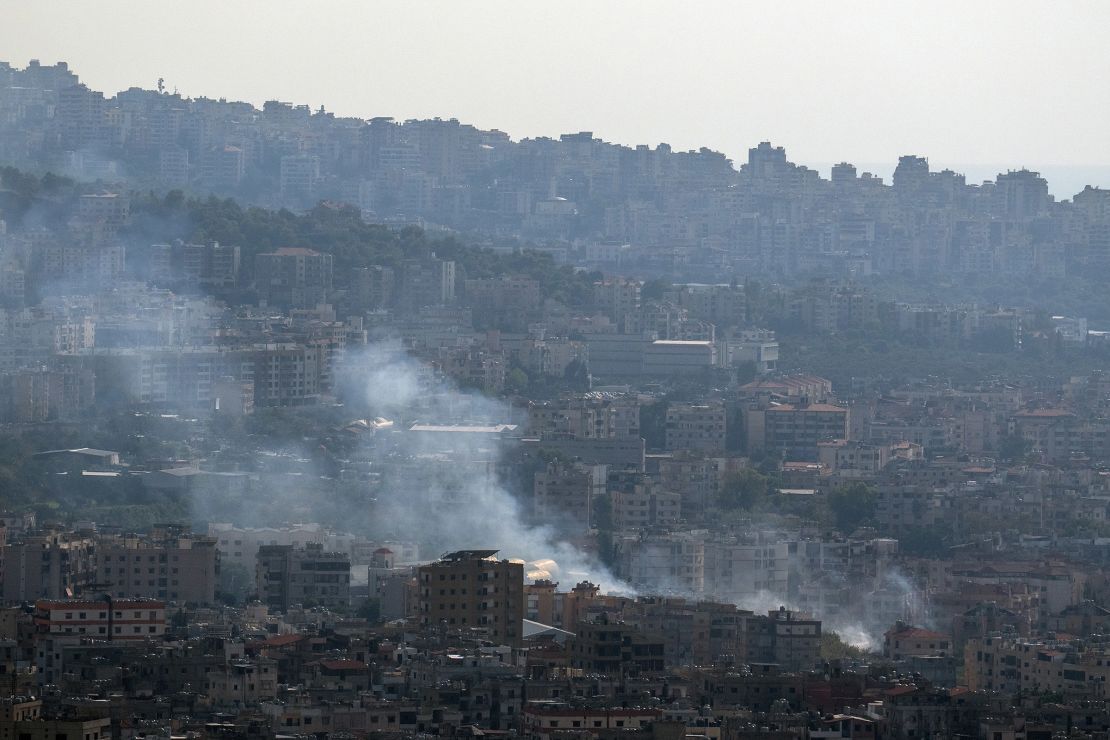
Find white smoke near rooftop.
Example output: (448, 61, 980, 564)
(339, 340, 630, 593)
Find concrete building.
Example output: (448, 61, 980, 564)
(724, 328, 779, 374)
(817, 439, 891, 478)
(528, 396, 640, 440)
(566, 619, 665, 676)
(532, 460, 595, 533)
(703, 539, 791, 605)
(254, 247, 333, 310)
(1, 531, 96, 603)
(398, 258, 456, 311)
(200, 144, 245, 188)
(279, 154, 321, 203)
(757, 402, 850, 458)
(33, 597, 166, 683)
(593, 278, 642, 323)
(616, 532, 705, 594)
(965, 634, 1110, 698)
(256, 543, 351, 613)
(209, 522, 328, 575)
(883, 623, 953, 662)
(584, 333, 651, 377)
(417, 550, 524, 647)
(610, 479, 682, 531)
(521, 704, 663, 740)
(642, 340, 716, 377)
(763, 607, 822, 671)
(665, 402, 726, 452)
(0, 697, 110, 740)
(93, 525, 220, 604)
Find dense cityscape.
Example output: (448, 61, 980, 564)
(2, 56, 1110, 738)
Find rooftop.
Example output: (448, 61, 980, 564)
(439, 549, 500, 561)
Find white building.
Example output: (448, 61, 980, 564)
(642, 340, 716, 377)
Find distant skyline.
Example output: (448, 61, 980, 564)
(3, 0, 1109, 197)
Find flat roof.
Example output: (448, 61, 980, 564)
(409, 424, 517, 434)
(650, 340, 713, 346)
(440, 549, 500, 561)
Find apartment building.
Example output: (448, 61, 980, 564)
(33, 597, 166, 683)
(532, 460, 595, 533)
(1, 531, 96, 602)
(755, 402, 850, 458)
(566, 619, 665, 676)
(256, 543, 351, 612)
(665, 402, 727, 452)
(254, 247, 333, 309)
(93, 525, 219, 604)
(417, 550, 524, 647)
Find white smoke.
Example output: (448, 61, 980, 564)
(340, 340, 628, 591)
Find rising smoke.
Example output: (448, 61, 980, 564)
(186, 339, 919, 643)
(186, 340, 629, 591)
(341, 341, 630, 591)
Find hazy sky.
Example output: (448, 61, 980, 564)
(3, 1, 1109, 192)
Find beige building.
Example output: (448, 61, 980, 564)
(818, 439, 891, 477)
(33, 597, 166, 683)
(665, 402, 727, 452)
(94, 525, 219, 604)
(533, 460, 595, 533)
(1, 531, 96, 603)
(965, 635, 1110, 698)
(883, 624, 953, 661)
(611, 486, 682, 531)
(752, 402, 850, 457)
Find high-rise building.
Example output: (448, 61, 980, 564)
(1, 531, 96, 602)
(995, 169, 1049, 220)
(398, 258, 456, 311)
(665, 402, 727, 452)
(533, 460, 594, 532)
(32, 597, 166, 684)
(256, 543, 350, 612)
(200, 145, 245, 188)
(893, 155, 930, 194)
(417, 550, 524, 647)
(254, 247, 333, 309)
(755, 401, 850, 458)
(93, 525, 220, 604)
(280, 154, 321, 203)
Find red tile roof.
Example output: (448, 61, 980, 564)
(260, 633, 306, 648)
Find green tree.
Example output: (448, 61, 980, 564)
(899, 526, 948, 557)
(735, 360, 758, 386)
(999, 433, 1030, 461)
(718, 469, 771, 510)
(825, 482, 878, 534)
(505, 368, 529, 395)
(641, 279, 671, 301)
(820, 631, 872, 660)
